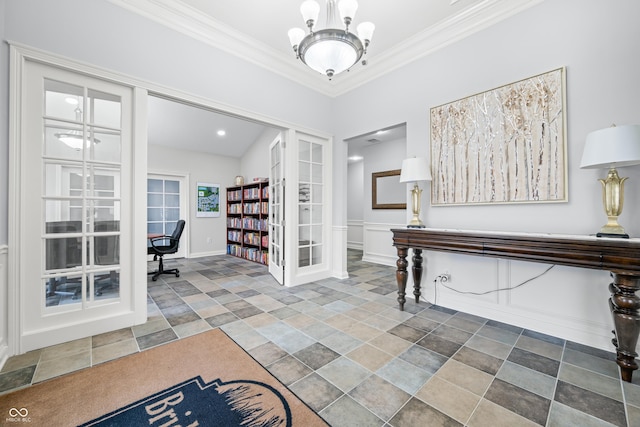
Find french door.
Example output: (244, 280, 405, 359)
(147, 174, 187, 259)
(271, 130, 332, 287)
(269, 134, 285, 284)
(13, 56, 141, 351)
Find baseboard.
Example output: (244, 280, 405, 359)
(347, 242, 363, 250)
(188, 249, 227, 259)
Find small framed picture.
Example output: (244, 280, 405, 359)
(196, 182, 220, 217)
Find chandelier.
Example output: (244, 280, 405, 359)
(287, 0, 375, 79)
(55, 104, 100, 150)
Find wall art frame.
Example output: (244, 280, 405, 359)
(430, 67, 567, 206)
(196, 182, 220, 217)
(372, 169, 406, 209)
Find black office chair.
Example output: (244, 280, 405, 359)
(148, 220, 185, 281)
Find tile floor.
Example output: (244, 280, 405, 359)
(1, 250, 640, 426)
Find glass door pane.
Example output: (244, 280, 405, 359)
(269, 134, 285, 285)
(43, 79, 122, 307)
(298, 138, 323, 268)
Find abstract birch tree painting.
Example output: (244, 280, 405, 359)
(430, 68, 566, 205)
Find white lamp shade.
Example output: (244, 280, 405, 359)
(300, 0, 320, 24)
(288, 28, 305, 47)
(580, 125, 640, 169)
(400, 157, 432, 183)
(338, 0, 358, 21)
(357, 21, 375, 41)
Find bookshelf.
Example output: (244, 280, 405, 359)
(226, 180, 269, 265)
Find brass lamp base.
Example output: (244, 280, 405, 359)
(596, 168, 629, 239)
(407, 183, 425, 228)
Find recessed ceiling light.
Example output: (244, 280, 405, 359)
(217, 130, 226, 137)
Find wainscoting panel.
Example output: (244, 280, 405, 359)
(0, 245, 8, 369)
(362, 223, 404, 266)
(414, 251, 617, 352)
(347, 220, 363, 250)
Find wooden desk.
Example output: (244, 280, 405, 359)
(392, 228, 640, 382)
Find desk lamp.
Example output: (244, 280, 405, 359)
(580, 124, 640, 238)
(399, 157, 432, 228)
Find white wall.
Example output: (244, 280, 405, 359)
(332, 0, 640, 351)
(148, 145, 240, 257)
(240, 127, 281, 182)
(361, 138, 406, 265)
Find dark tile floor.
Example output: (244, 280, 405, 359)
(1, 250, 639, 426)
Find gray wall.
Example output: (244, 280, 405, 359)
(0, 0, 8, 245)
(332, 0, 640, 237)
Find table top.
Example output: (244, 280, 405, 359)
(391, 227, 640, 274)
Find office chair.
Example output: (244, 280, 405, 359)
(148, 219, 185, 281)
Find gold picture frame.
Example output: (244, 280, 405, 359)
(372, 169, 406, 209)
(430, 67, 567, 206)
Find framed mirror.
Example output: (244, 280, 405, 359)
(372, 169, 406, 209)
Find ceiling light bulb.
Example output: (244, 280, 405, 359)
(288, 28, 305, 48)
(338, 0, 358, 24)
(357, 21, 375, 42)
(217, 130, 226, 137)
(300, 0, 320, 27)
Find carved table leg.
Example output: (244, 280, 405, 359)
(609, 272, 640, 382)
(412, 249, 423, 303)
(396, 247, 408, 311)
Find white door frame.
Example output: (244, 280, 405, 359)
(147, 171, 190, 260)
(8, 45, 148, 353)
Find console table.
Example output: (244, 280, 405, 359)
(391, 228, 640, 382)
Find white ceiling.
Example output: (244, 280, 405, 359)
(111, 0, 543, 157)
(147, 96, 274, 158)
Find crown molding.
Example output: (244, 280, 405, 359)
(330, 0, 545, 96)
(109, 0, 544, 98)
(108, 0, 334, 93)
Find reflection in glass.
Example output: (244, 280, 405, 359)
(312, 245, 322, 264)
(90, 128, 121, 163)
(299, 247, 311, 267)
(45, 236, 82, 271)
(45, 274, 83, 307)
